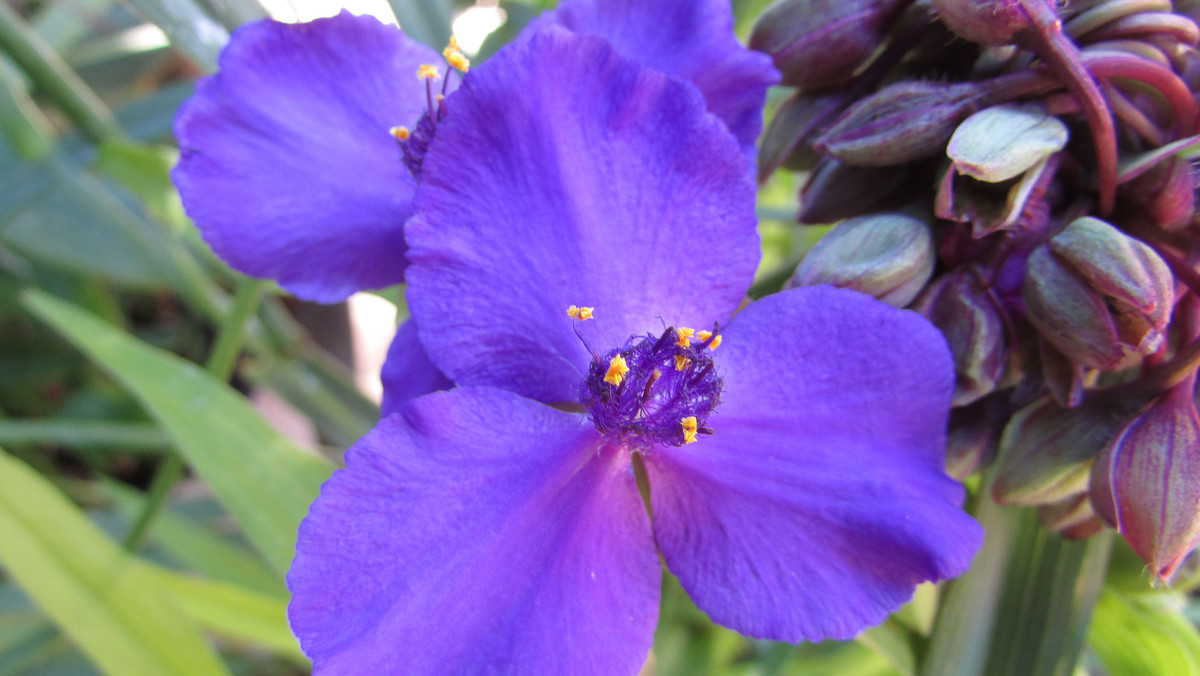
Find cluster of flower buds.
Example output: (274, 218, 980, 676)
(753, 0, 1200, 580)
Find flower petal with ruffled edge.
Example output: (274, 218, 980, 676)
(643, 287, 984, 641)
(380, 319, 452, 417)
(174, 11, 444, 302)
(533, 0, 779, 160)
(406, 27, 760, 404)
(287, 387, 660, 674)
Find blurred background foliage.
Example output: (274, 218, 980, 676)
(0, 0, 1197, 674)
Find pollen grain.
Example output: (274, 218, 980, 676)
(681, 416, 699, 444)
(697, 330, 722, 350)
(418, 64, 441, 81)
(675, 327, 695, 347)
(604, 355, 630, 386)
(567, 305, 595, 321)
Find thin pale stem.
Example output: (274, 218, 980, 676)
(123, 279, 268, 552)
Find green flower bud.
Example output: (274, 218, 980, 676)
(1090, 385, 1200, 581)
(993, 390, 1153, 505)
(787, 212, 935, 307)
(912, 268, 1007, 405)
(815, 81, 980, 166)
(1123, 155, 1197, 231)
(947, 104, 1069, 183)
(936, 105, 1066, 236)
(1023, 217, 1174, 370)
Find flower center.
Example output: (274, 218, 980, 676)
(389, 38, 470, 180)
(573, 307, 724, 448)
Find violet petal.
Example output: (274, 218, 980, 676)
(643, 287, 983, 641)
(173, 12, 437, 302)
(288, 387, 659, 673)
(406, 28, 759, 404)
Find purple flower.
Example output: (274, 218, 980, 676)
(171, 3, 776, 303)
(287, 28, 983, 674)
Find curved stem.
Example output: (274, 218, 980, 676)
(1020, 0, 1118, 214)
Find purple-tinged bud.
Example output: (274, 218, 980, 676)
(749, 0, 909, 90)
(758, 91, 844, 182)
(797, 157, 935, 224)
(912, 268, 1008, 405)
(945, 390, 1009, 479)
(932, 0, 1031, 45)
(787, 212, 935, 307)
(814, 81, 980, 166)
(1038, 493, 1105, 539)
(937, 104, 1067, 236)
(993, 389, 1154, 505)
(1023, 218, 1174, 370)
(1090, 385, 1200, 581)
(1039, 336, 1087, 408)
(1122, 155, 1197, 231)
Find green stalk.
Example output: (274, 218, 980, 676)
(0, 2, 119, 144)
(122, 279, 267, 552)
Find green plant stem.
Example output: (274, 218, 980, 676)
(123, 279, 268, 552)
(0, 420, 166, 450)
(0, 1, 120, 144)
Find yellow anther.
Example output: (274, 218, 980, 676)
(681, 416, 699, 444)
(674, 355, 690, 371)
(389, 126, 411, 141)
(443, 37, 470, 72)
(604, 355, 630, 386)
(567, 305, 595, 321)
(446, 51, 470, 72)
(676, 327, 695, 347)
(418, 64, 441, 81)
(697, 330, 722, 350)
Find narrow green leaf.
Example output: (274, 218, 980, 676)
(21, 289, 335, 575)
(921, 496, 1018, 676)
(1089, 589, 1200, 676)
(0, 446, 230, 676)
(104, 482, 286, 596)
(151, 568, 305, 664)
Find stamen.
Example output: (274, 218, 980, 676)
(674, 355, 690, 371)
(567, 305, 595, 321)
(444, 36, 470, 72)
(605, 355, 630, 386)
(697, 330, 723, 350)
(390, 126, 411, 141)
(681, 416, 699, 444)
(418, 64, 441, 81)
(676, 327, 695, 347)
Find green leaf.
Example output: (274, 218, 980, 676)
(94, 140, 187, 231)
(0, 157, 179, 288)
(151, 568, 305, 664)
(104, 482, 286, 596)
(1089, 589, 1200, 676)
(387, 0, 453, 50)
(21, 289, 335, 575)
(921, 499, 1112, 676)
(0, 446, 230, 676)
